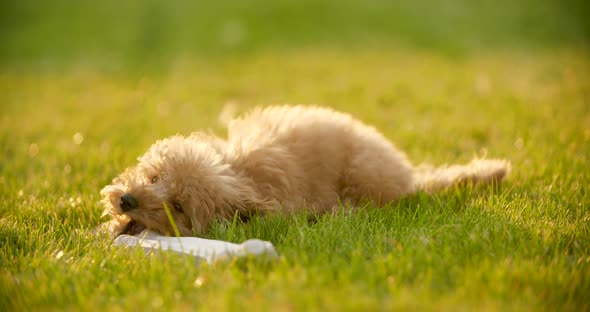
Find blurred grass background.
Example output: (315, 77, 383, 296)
(1, 1, 590, 310)
(0, 0, 588, 69)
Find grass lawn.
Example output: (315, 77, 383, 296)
(1, 1, 589, 311)
(2, 49, 589, 311)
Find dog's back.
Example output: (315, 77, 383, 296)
(225, 106, 416, 211)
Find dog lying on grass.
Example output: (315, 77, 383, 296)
(101, 106, 510, 237)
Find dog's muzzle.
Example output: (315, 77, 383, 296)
(120, 193, 138, 212)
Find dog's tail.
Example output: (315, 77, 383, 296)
(414, 158, 511, 193)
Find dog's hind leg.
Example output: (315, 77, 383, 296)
(342, 128, 416, 205)
(413, 159, 511, 193)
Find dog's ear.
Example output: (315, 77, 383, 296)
(184, 174, 271, 235)
(183, 191, 216, 236)
(186, 202, 210, 235)
(217, 175, 271, 214)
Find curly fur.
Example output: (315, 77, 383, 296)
(101, 106, 510, 236)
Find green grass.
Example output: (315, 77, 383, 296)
(1, 1, 590, 310)
(1, 49, 589, 310)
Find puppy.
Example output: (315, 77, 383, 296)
(101, 106, 510, 236)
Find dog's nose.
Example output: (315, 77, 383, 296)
(120, 193, 138, 212)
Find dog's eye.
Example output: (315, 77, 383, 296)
(173, 203, 183, 213)
(151, 176, 158, 184)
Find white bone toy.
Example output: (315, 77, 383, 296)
(114, 230, 278, 263)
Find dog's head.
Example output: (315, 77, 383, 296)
(101, 135, 262, 236)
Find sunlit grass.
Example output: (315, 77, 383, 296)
(1, 48, 589, 310)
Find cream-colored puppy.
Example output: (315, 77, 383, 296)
(101, 106, 510, 236)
